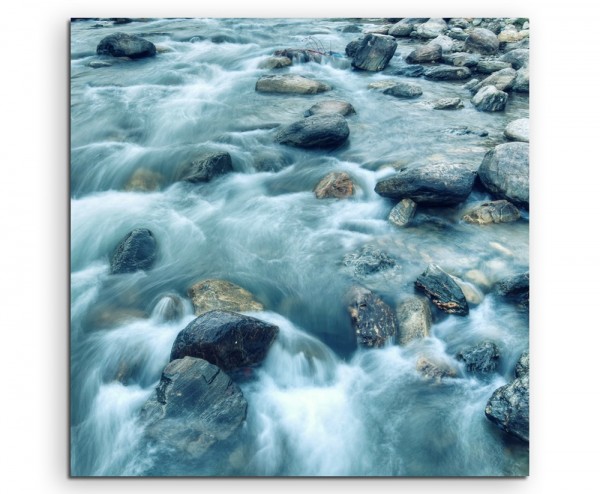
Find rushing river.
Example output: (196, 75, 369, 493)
(70, 18, 529, 476)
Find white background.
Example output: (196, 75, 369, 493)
(1, 0, 598, 492)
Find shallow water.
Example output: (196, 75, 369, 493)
(70, 18, 529, 476)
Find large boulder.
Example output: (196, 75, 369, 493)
(350, 34, 398, 71)
(96, 32, 157, 59)
(346, 286, 398, 348)
(183, 152, 233, 183)
(415, 264, 469, 316)
(396, 296, 432, 345)
(110, 228, 157, 274)
(424, 65, 471, 81)
(140, 357, 247, 460)
(416, 18, 448, 39)
(456, 341, 500, 374)
(504, 118, 529, 142)
(428, 35, 454, 53)
(471, 86, 508, 112)
(305, 100, 356, 117)
(494, 272, 529, 309)
(388, 198, 417, 227)
(314, 171, 355, 199)
(472, 67, 517, 92)
(275, 114, 349, 149)
(465, 28, 499, 55)
(255, 74, 331, 94)
(343, 245, 397, 277)
(374, 162, 476, 206)
(462, 200, 521, 224)
(383, 82, 423, 98)
(388, 18, 428, 37)
(187, 279, 264, 316)
(405, 44, 442, 64)
(170, 310, 279, 370)
(478, 142, 529, 206)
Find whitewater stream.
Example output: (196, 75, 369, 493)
(70, 18, 529, 476)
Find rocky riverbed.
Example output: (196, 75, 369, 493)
(71, 17, 529, 477)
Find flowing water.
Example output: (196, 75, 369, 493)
(70, 18, 529, 476)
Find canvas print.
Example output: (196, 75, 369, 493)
(70, 17, 530, 477)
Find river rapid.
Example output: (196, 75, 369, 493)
(70, 18, 529, 476)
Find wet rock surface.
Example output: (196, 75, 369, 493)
(457, 341, 500, 374)
(388, 198, 417, 227)
(346, 285, 398, 348)
(471, 86, 508, 112)
(494, 272, 529, 309)
(275, 114, 349, 149)
(383, 82, 423, 98)
(305, 100, 356, 117)
(97, 32, 157, 59)
(183, 152, 233, 183)
(256, 74, 331, 94)
(478, 142, 529, 205)
(396, 296, 432, 345)
(349, 34, 398, 71)
(188, 279, 264, 316)
(110, 228, 157, 274)
(463, 200, 521, 224)
(314, 171, 355, 199)
(415, 264, 469, 316)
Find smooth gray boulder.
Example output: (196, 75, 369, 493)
(350, 34, 398, 71)
(501, 49, 529, 70)
(405, 44, 442, 64)
(504, 118, 529, 142)
(259, 56, 292, 69)
(383, 82, 423, 98)
(513, 67, 529, 93)
(415, 264, 469, 316)
(476, 60, 511, 74)
(441, 52, 480, 67)
(388, 18, 428, 37)
(433, 98, 463, 110)
(255, 74, 331, 94)
(472, 67, 517, 92)
(416, 18, 448, 39)
(465, 28, 499, 55)
(424, 65, 471, 81)
(471, 86, 508, 112)
(275, 114, 350, 149)
(478, 142, 529, 205)
(110, 228, 157, 274)
(347, 285, 398, 348)
(305, 100, 356, 117)
(388, 198, 417, 227)
(96, 32, 157, 59)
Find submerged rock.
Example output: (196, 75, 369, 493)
(141, 357, 247, 460)
(465, 28, 499, 55)
(416, 356, 458, 380)
(346, 285, 398, 348)
(258, 56, 292, 69)
(478, 142, 529, 206)
(343, 245, 397, 277)
(383, 82, 423, 98)
(275, 114, 349, 149)
(494, 272, 529, 309)
(96, 32, 157, 59)
(424, 65, 471, 81)
(457, 341, 500, 374)
(305, 100, 356, 117)
(183, 152, 233, 183)
(471, 86, 508, 112)
(463, 200, 521, 224)
(415, 264, 469, 316)
(374, 162, 476, 206)
(433, 97, 463, 110)
(124, 168, 164, 192)
(349, 34, 398, 71)
(405, 44, 442, 64)
(273, 48, 321, 63)
(110, 228, 157, 274)
(388, 198, 417, 227)
(187, 279, 264, 316)
(170, 310, 279, 370)
(255, 74, 331, 94)
(314, 172, 355, 199)
(504, 118, 529, 142)
(396, 296, 431, 345)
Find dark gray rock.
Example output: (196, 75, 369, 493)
(255, 74, 331, 94)
(433, 98, 463, 110)
(478, 142, 529, 205)
(463, 200, 521, 224)
(305, 100, 356, 117)
(275, 114, 349, 149)
(443, 126, 488, 137)
(110, 228, 157, 274)
(501, 49, 529, 70)
(471, 86, 508, 112)
(515, 350, 529, 378)
(273, 48, 322, 64)
(449, 18, 470, 29)
(448, 28, 469, 41)
(513, 67, 529, 93)
(343, 245, 396, 277)
(341, 24, 362, 33)
(350, 34, 398, 71)
(457, 341, 500, 374)
(504, 118, 529, 142)
(184, 152, 233, 183)
(346, 286, 398, 348)
(485, 371, 529, 442)
(388, 198, 417, 227)
(345, 39, 361, 58)
(170, 310, 279, 370)
(472, 67, 517, 92)
(141, 357, 247, 460)
(96, 32, 157, 59)
(405, 44, 442, 64)
(375, 162, 476, 206)
(494, 272, 529, 309)
(388, 18, 428, 37)
(396, 296, 431, 345)
(415, 264, 469, 316)
(476, 60, 512, 74)
(424, 65, 471, 80)
(416, 18, 448, 39)
(441, 52, 480, 67)
(394, 65, 425, 77)
(314, 172, 355, 199)
(463, 78, 480, 91)
(465, 28, 500, 55)
(383, 82, 423, 98)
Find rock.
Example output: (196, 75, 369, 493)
(374, 162, 476, 206)
(275, 114, 349, 149)
(88, 61, 112, 68)
(383, 82, 423, 98)
(396, 296, 431, 345)
(471, 86, 508, 112)
(343, 245, 397, 277)
(394, 65, 425, 77)
(463, 200, 521, 224)
(314, 172, 355, 199)
(273, 48, 322, 64)
(416, 356, 458, 380)
(441, 52, 480, 67)
(513, 66, 529, 93)
(170, 310, 279, 370)
(465, 28, 499, 55)
(388, 198, 417, 227)
(457, 341, 500, 374)
(345, 39, 361, 58)
(367, 80, 398, 91)
(305, 100, 356, 117)
(110, 228, 157, 274)
(388, 18, 428, 37)
(504, 118, 529, 143)
(140, 357, 247, 460)
(494, 272, 529, 309)
(415, 264, 469, 316)
(428, 35, 454, 52)
(183, 152, 233, 183)
(258, 56, 292, 69)
(476, 60, 511, 74)
(124, 168, 164, 192)
(152, 294, 185, 322)
(350, 34, 398, 71)
(96, 32, 157, 59)
(405, 44, 442, 64)
(187, 279, 264, 316)
(451, 278, 484, 305)
(342, 24, 361, 33)
(449, 18, 470, 29)
(472, 67, 517, 92)
(478, 142, 529, 205)
(424, 65, 471, 81)
(346, 286, 398, 348)
(448, 28, 469, 41)
(365, 25, 392, 35)
(416, 18, 448, 39)
(501, 49, 529, 70)
(443, 126, 488, 137)
(463, 78, 480, 91)
(464, 269, 492, 289)
(498, 26, 528, 43)
(433, 98, 463, 110)
(503, 38, 529, 52)
(515, 350, 529, 378)
(255, 74, 331, 94)
(485, 370, 529, 442)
